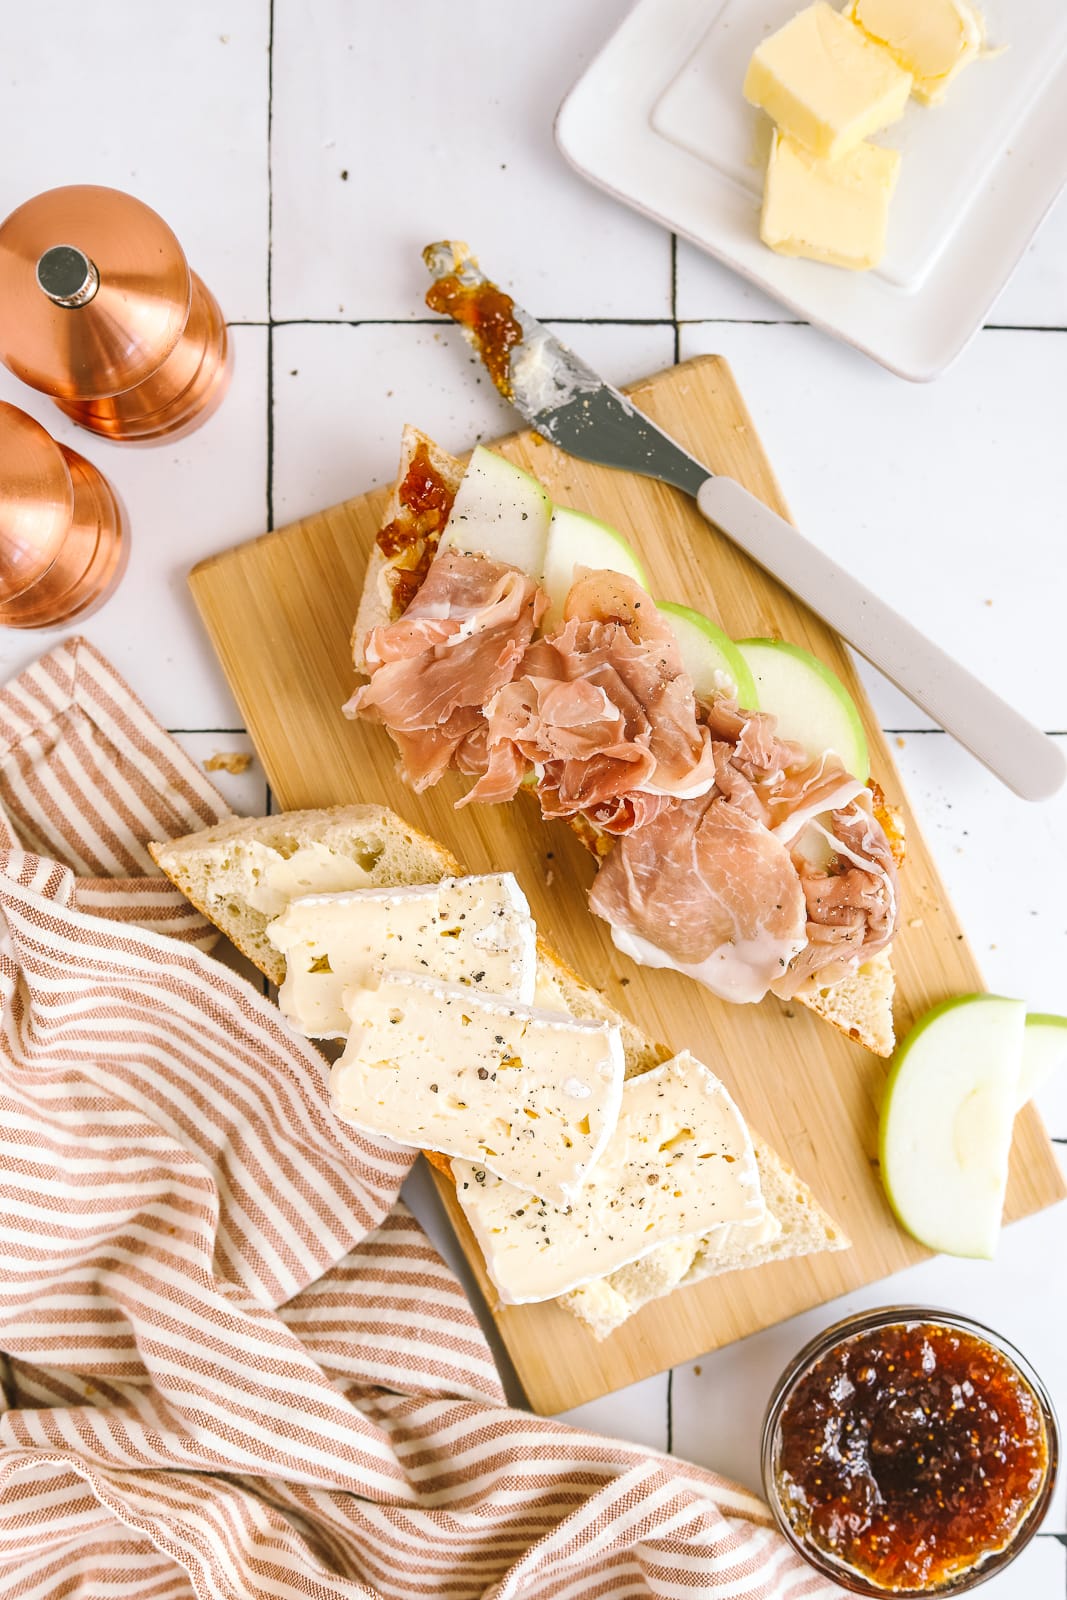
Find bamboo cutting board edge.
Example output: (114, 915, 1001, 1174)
(189, 354, 1065, 1414)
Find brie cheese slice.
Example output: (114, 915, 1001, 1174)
(209, 839, 376, 918)
(452, 1052, 764, 1304)
(268, 873, 536, 1038)
(331, 972, 624, 1204)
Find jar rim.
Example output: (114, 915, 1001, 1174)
(760, 1305, 1060, 1598)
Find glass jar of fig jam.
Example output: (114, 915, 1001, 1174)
(761, 1308, 1058, 1596)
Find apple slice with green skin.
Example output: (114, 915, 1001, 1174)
(659, 602, 759, 710)
(438, 446, 552, 576)
(541, 506, 646, 628)
(735, 638, 869, 781)
(1017, 1013, 1067, 1108)
(879, 993, 1026, 1259)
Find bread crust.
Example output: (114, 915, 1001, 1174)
(351, 425, 465, 672)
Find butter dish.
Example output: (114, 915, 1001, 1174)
(555, 0, 1067, 379)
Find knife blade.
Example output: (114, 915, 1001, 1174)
(423, 242, 1065, 803)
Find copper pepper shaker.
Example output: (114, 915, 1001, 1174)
(0, 402, 125, 627)
(0, 185, 230, 443)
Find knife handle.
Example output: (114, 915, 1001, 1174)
(697, 476, 1065, 803)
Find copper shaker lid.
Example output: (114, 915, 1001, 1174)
(0, 185, 192, 400)
(0, 402, 73, 602)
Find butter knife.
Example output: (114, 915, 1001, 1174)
(423, 241, 1064, 803)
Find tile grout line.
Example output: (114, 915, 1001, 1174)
(265, 0, 276, 533)
(223, 316, 1067, 334)
(670, 234, 680, 366)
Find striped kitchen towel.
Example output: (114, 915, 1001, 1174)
(0, 636, 231, 947)
(0, 642, 835, 1600)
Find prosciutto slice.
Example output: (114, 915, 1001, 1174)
(463, 570, 718, 831)
(774, 794, 898, 996)
(589, 793, 808, 1004)
(590, 698, 897, 1003)
(346, 550, 546, 789)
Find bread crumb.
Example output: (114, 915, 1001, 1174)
(896, 735, 906, 749)
(907, 916, 924, 929)
(204, 751, 253, 776)
(693, 1364, 702, 1376)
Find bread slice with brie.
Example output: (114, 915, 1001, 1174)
(152, 805, 848, 1339)
(149, 804, 462, 985)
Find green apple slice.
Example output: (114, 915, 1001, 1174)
(541, 506, 647, 628)
(1017, 1013, 1067, 1108)
(879, 994, 1026, 1259)
(735, 638, 869, 781)
(659, 602, 759, 709)
(438, 446, 552, 576)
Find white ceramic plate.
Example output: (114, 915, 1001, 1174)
(555, 0, 1067, 380)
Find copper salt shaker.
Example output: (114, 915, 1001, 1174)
(0, 402, 126, 627)
(0, 185, 230, 443)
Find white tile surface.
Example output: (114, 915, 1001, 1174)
(989, 187, 1067, 328)
(891, 734, 1067, 1025)
(679, 321, 1067, 732)
(0, 325, 268, 730)
(272, 320, 676, 523)
(0, 1, 270, 322)
(270, 0, 671, 321)
(172, 731, 266, 816)
(559, 1373, 670, 1455)
(676, 236, 797, 323)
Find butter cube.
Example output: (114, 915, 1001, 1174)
(760, 130, 901, 270)
(744, 2, 912, 159)
(845, 0, 984, 104)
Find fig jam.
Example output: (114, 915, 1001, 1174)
(425, 273, 522, 394)
(774, 1321, 1050, 1593)
(375, 441, 456, 614)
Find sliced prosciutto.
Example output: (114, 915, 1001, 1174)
(590, 698, 898, 1003)
(463, 570, 718, 832)
(345, 550, 546, 790)
(590, 792, 808, 1003)
(774, 794, 898, 996)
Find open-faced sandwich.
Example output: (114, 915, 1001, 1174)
(345, 425, 905, 1057)
(152, 804, 847, 1339)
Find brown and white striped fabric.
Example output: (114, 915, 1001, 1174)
(0, 637, 231, 948)
(0, 644, 836, 1600)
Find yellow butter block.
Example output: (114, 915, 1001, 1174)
(744, 2, 912, 159)
(845, 0, 984, 104)
(760, 131, 901, 270)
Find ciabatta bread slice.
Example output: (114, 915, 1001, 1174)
(149, 805, 461, 985)
(795, 947, 896, 1059)
(352, 426, 465, 672)
(152, 805, 848, 1340)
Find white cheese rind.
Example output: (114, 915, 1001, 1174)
(331, 972, 624, 1204)
(452, 1052, 765, 1304)
(267, 873, 537, 1038)
(208, 839, 375, 918)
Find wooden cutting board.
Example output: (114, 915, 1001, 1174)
(190, 355, 1065, 1415)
